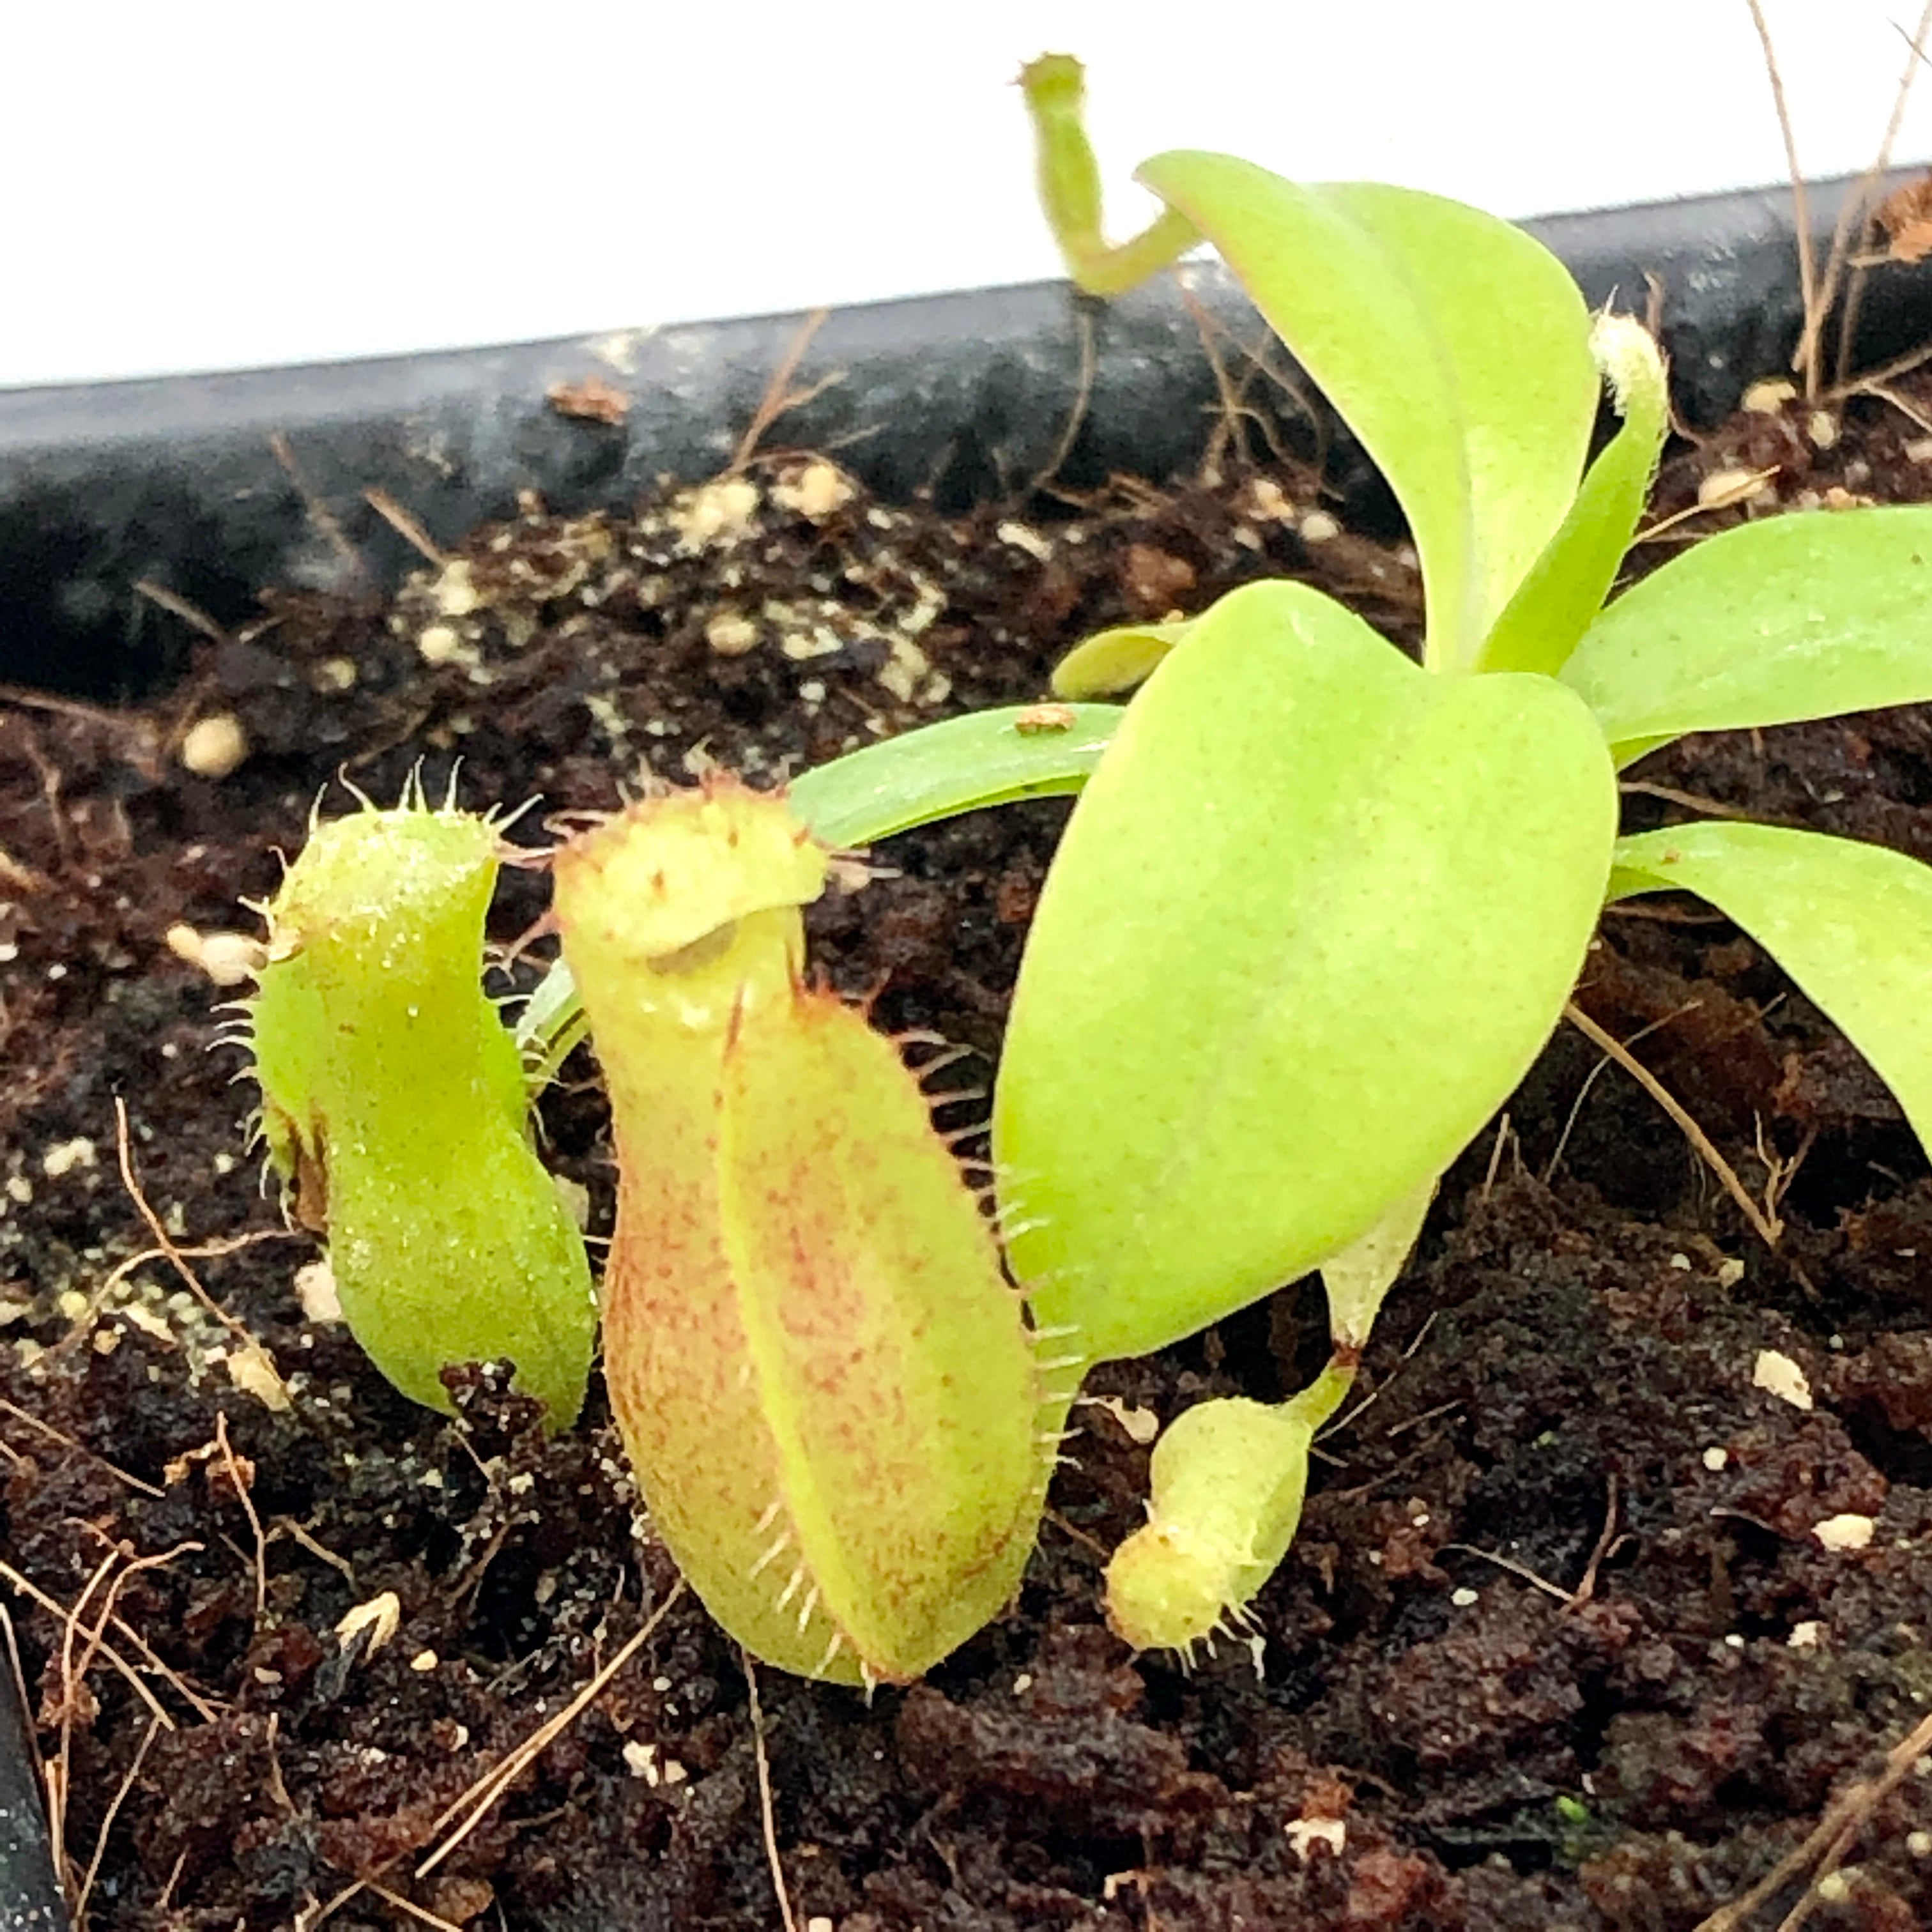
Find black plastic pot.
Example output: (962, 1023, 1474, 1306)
(2, 172, 1929, 704)
(0, 1653, 61, 1931)
(0, 169, 1929, 1920)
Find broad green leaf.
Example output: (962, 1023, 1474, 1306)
(1562, 506, 1932, 765)
(1476, 315, 1669, 678)
(994, 579, 1618, 1365)
(1137, 153, 1598, 671)
(1611, 820, 1932, 1158)
(1052, 618, 1196, 700)
(517, 704, 1123, 1080)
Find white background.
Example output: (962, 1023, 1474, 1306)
(5, 1, 1930, 388)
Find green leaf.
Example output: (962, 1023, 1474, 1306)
(788, 702, 1119, 846)
(1476, 315, 1669, 677)
(1052, 618, 1196, 700)
(1611, 820, 1932, 1158)
(1562, 506, 1932, 764)
(1135, 153, 1598, 671)
(516, 704, 1123, 1079)
(994, 579, 1618, 1365)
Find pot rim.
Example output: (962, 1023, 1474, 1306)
(0, 168, 1923, 696)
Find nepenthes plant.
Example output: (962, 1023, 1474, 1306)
(240, 724, 1111, 1681)
(236, 50, 1932, 1682)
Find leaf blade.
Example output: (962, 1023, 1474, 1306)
(994, 579, 1618, 1364)
(516, 705, 1123, 1078)
(1611, 818, 1932, 1158)
(1136, 153, 1598, 669)
(1052, 619, 1195, 700)
(1563, 506, 1932, 762)
(1476, 316, 1669, 677)
(790, 702, 1120, 846)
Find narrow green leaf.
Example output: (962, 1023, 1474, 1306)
(1611, 820, 1932, 1158)
(517, 704, 1123, 1078)
(1563, 506, 1932, 764)
(1135, 153, 1598, 671)
(1476, 316, 1669, 677)
(994, 579, 1618, 1365)
(788, 702, 1119, 847)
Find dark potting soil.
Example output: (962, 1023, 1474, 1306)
(7, 372, 1932, 1932)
